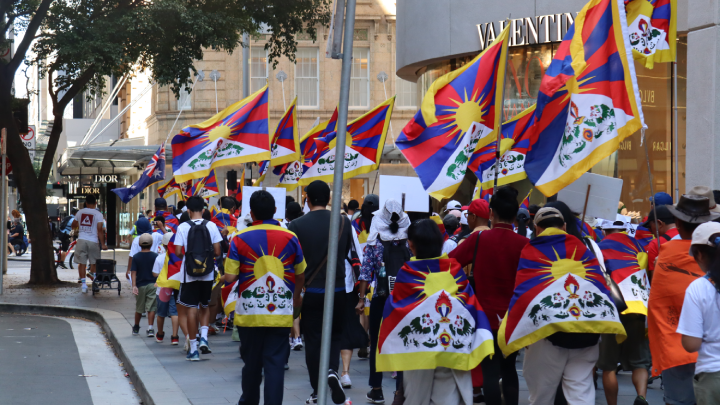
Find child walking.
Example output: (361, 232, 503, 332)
(131, 233, 159, 337)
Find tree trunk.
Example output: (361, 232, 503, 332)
(0, 72, 59, 284)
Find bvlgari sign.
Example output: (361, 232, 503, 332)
(477, 13, 578, 50)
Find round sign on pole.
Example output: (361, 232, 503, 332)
(20, 127, 34, 142)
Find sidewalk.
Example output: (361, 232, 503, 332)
(1, 259, 666, 405)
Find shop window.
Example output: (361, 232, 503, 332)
(295, 48, 319, 108)
(177, 84, 191, 110)
(396, 76, 417, 108)
(350, 48, 370, 108)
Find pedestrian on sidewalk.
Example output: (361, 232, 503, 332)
(58, 208, 77, 268)
(131, 233, 159, 337)
(174, 196, 222, 361)
(288, 180, 352, 405)
(224, 190, 306, 405)
(679, 222, 720, 405)
(153, 232, 179, 345)
(355, 198, 411, 404)
(127, 217, 164, 281)
(72, 195, 106, 294)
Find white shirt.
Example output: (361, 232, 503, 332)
(677, 277, 720, 374)
(442, 239, 458, 255)
(174, 219, 222, 282)
(76, 208, 104, 243)
(129, 232, 165, 257)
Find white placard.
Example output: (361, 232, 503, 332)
(379, 175, 429, 212)
(557, 173, 623, 221)
(240, 186, 287, 220)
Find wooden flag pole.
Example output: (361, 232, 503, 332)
(492, 18, 511, 195)
(643, 128, 662, 244)
(581, 184, 591, 225)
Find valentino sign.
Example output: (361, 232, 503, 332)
(477, 13, 578, 50)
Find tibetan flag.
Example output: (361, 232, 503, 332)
(625, 0, 676, 68)
(352, 215, 371, 251)
(577, 217, 600, 242)
(212, 208, 238, 230)
(473, 181, 493, 202)
(599, 232, 650, 315)
(270, 97, 300, 166)
(112, 143, 166, 203)
(300, 98, 395, 185)
(525, 0, 645, 197)
(376, 255, 494, 372)
(190, 169, 219, 198)
(474, 105, 536, 190)
(157, 177, 186, 200)
(431, 214, 449, 242)
(209, 205, 218, 217)
(221, 281, 239, 316)
(275, 114, 335, 191)
(224, 220, 307, 327)
(397, 25, 510, 200)
(498, 228, 626, 356)
(156, 235, 183, 290)
(520, 190, 532, 210)
(171, 86, 270, 183)
(154, 210, 179, 233)
(257, 160, 270, 183)
(634, 225, 654, 248)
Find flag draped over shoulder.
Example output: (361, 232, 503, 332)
(525, 0, 645, 197)
(212, 208, 238, 230)
(156, 236, 182, 290)
(300, 98, 395, 185)
(625, 0, 676, 68)
(474, 105, 536, 190)
(376, 256, 494, 372)
(270, 97, 300, 166)
(599, 232, 650, 315)
(221, 281, 239, 316)
(397, 26, 510, 200)
(190, 169, 219, 198)
(634, 225, 654, 248)
(112, 144, 166, 203)
(172, 86, 270, 183)
(498, 228, 626, 356)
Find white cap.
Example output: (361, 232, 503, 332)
(691, 222, 720, 249)
(600, 219, 627, 230)
(161, 232, 173, 246)
(445, 200, 462, 212)
(460, 210, 468, 226)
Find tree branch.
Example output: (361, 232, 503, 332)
(7, 0, 53, 75)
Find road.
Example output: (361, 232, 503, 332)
(0, 314, 140, 405)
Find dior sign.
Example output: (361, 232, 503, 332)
(477, 13, 578, 50)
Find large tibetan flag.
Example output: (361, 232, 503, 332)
(498, 228, 626, 356)
(300, 98, 395, 185)
(474, 105, 536, 190)
(270, 97, 300, 166)
(221, 281, 239, 316)
(190, 169, 219, 198)
(171, 86, 270, 183)
(472, 181, 493, 202)
(376, 255, 494, 372)
(599, 232, 650, 315)
(397, 25, 510, 200)
(525, 0, 645, 197)
(112, 143, 166, 203)
(625, 0, 676, 68)
(155, 236, 183, 290)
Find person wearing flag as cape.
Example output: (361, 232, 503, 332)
(597, 220, 651, 405)
(498, 207, 625, 405)
(223, 190, 306, 405)
(375, 218, 495, 405)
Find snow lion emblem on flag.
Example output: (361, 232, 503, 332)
(560, 102, 617, 167)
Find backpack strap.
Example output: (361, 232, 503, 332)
(660, 233, 672, 241)
(304, 214, 346, 288)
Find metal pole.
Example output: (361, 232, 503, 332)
(493, 20, 510, 195)
(377, 72, 394, 145)
(643, 128, 662, 245)
(317, 0, 356, 402)
(243, 33, 250, 98)
(277, 70, 288, 111)
(0, 128, 6, 293)
(673, 61, 679, 203)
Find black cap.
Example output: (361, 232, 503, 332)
(642, 204, 675, 227)
(154, 197, 168, 208)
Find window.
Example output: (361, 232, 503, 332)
(295, 48, 319, 108)
(177, 84, 191, 110)
(396, 76, 417, 108)
(350, 48, 370, 107)
(250, 47, 268, 93)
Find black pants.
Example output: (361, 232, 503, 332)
(238, 326, 290, 405)
(301, 291, 345, 394)
(480, 331, 519, 405)
(368, 295, 403, 391)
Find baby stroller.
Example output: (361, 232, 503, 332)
(92, 248, 121, 296)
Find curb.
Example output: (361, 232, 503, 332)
(0, 303, 191, 405)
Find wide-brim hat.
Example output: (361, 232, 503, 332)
(689, 185, 720, 213)
(667, 194, 720, 224)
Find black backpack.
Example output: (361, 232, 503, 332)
(59, 216, 72, 233)
(375, 239, 412, 297)
(184, 220, 215, 278)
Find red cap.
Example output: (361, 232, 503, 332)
(468, 199, 489, 219)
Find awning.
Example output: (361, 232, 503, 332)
(57, 138, 173, 175)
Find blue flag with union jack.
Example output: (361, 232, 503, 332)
(397, 26, 510, 199)
(172, 86, 270, 183)
(376, 256, 494, 372)
(112, 143, 166, 203)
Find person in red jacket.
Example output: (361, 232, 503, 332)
(449, 186, 530, 405)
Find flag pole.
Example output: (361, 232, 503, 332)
(672, 59, 679, 203)
(493, 18, 511, 195)
(643, 128, 662, 244)
(164, 71, 203, 145)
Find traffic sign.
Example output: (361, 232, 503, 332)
(22, 125, 35, 160)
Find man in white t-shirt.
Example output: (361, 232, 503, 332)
(174, 196, 222, 361)
(72, 195, 106, 293)
(126, 216, 166, 283)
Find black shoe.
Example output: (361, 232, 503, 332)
(305, 393, 317, 404)
(366, 388, 385, 404)
(327, 370, 346, 404)
(633, 396, 649, 405)
(132, 325, 140, 336)
(473, 393, 485, 403)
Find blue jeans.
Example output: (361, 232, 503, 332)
(238, 326, 291, 405)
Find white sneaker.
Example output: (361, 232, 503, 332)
(183, 336, 190, 352)
(81, 284, 87, 294)
(293, 337, 304, 350)
(340, 373, 352, 388)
